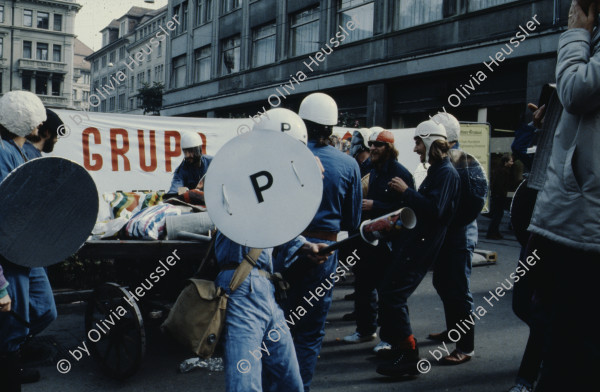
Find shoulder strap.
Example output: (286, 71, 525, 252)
(228, 248, 262, 292)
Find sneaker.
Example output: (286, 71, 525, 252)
(342, 331, 377, 344)
(373, 341, 392, 354)
(376, 348, 420, 377)
(507, 384, 533, 392)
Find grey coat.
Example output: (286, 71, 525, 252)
(529, 27, 600, 254)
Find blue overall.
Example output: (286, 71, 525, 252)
(281, 140, 362, 391)
(214, 233, 306, 392)
(22, 141, 42, 160)
(0, 140, 57, 354)
(168, 155, 213, 193)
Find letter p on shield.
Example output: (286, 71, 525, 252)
(250, 171, 274, 203)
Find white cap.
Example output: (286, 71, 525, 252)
(181, 132, 203, 149)
(432, 112, 460, 143)
(298, 93, 338, 126)
(0, 91, 46, 137)
(253, 108, 308, 144)
(414, 120, 447, 163)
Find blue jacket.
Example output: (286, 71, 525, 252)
(0, 140, 27, 182)
(393, 157, 460, 260)
(367, 158, 414, 219)
(306, 141, 362, 233)
(23, 142, 42, 160)
(214, 232, 305, 291)
(359, 157, 373, 178)
(168, 155, 213, 193)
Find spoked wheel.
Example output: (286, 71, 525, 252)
(85, 282, 146, 379)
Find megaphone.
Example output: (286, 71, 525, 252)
(318, 207, 417, 254)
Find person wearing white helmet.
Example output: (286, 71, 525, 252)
(376, 119, 460, 378)
(0, 91, 54, 392)
(427, 112, 484, 365)
(168, 132, 213, 195)
(283, 92, 361, 391)
(253, 108, 308, 144)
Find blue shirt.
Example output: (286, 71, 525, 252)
(214, 232, 306, 291)
(0, 139, 28, 182)
(367, 158, 415, 218)
(168, 155, 213, 193)
(23, 141, 42, 160)
(306, 141, 362, 233)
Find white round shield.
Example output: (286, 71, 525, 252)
(204, 130, 323, 248)
(0, 157, 99, 267)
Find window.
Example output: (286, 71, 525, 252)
(84, 74, 90, 84)
(53, 45, 61, 62)
(337, 0, 373, 43)
(196, 0, 213, 25)
(120, 20, 127, 37)
(109, 97, 116, 111)
(194, 46, 211, 82)
(147, 69, 152, 83)
(130, 98, 134, 110)
(147, 50, 152, 61)
(73, 89, 78, 100)
(119, 46, 126, 60)
(102, 31, 109, 47)
(52, 76, 61, 96)
(158, 41, 162, 57)
(54, 14, 62, 31)
(101, 55, 107, 68)
(23, 41, 32, 59)
(290, 7, 320, 57)
(252, 23, 276, 67)
(93, 59, 99, 72)
(221, 35, 240, 75)
(101, 100, 106, 112)
(171, 55, 187, 88)
(130, 75, 135, 92)
(118, 94, 126, 111)
(36, 43, 49, 60)
(0, 38, 3, 58)
(37, 12, 49, 29)
(93, 80, 99, 92)
(36, 76, 47, 95)
(173, 2, 188, 34)
(222, 0, 241, 14)
(138, 72, 144, 88)
(109, 51, 115, 64)
(83, 91, 89, 102)
(23, 74, 32, 91)
(24, 10, 33, 27)
(393, 0, 443, 30)
(0, 6, 4, 23)
(469, 0, 518, 11)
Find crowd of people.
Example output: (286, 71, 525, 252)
(1, 2, 598, 391)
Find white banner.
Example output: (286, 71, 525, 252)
(51, 110, 255, 194)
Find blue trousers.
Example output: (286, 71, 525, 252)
(218, 269, 303, 392)
(282, 240, 337, 392)
(0, 262, 57, 353)
(432, 222, 476, 353)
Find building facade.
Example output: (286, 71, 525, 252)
(161, 0, 568, 132)
(72, 37, 91, 110)
(0, 0, 81, 108)
(86, 6, 168, 114)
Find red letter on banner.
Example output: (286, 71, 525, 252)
(82, 127, 102, 171)
(138, 130, 157, 172)
(164, 131, 181, 172)
(110, 128, 131, 171)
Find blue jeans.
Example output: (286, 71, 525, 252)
(432, 222, 476, 353)
(282, 240, 337, 392)
(218, 269, 303, 392)
(0, 263, 57, 353)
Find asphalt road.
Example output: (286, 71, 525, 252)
(25, 216, 528, 392)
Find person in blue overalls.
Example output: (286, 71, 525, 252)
(376, 119, 461, 378)
(0, 91, 52, 392)
(281, 92, 362, 391)
(168, 132, 213, 194)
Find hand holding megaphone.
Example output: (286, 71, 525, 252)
(317, 207, 417, 254)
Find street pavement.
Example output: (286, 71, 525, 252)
(25, 215, 528, 392)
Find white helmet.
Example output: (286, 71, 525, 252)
(0, 91, 46, 137)
(298, 93, 338, 126)
(432, 112, 460, 143)
(253, 108, 308, 144)
(414, 120, 447, 163)
(181, 132, 203, 149)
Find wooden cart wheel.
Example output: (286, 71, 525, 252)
(85, 282, 146, 379)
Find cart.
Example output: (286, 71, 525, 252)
(76, 239, 215, 380)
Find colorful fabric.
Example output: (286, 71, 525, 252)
(103, 191, 164, 220)
(125, 204, 181, 240)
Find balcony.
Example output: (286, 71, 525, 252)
(39, 95, 69, 108)
(18, 59, 68, 74)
